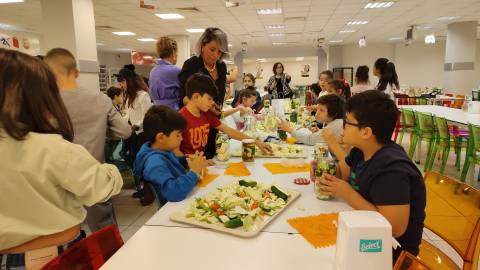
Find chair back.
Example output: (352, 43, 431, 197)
(402, 108, 415, 127)
(434, 116, 450, 141)
(41, 225, 124, 270)
(424, 171, 480, 269)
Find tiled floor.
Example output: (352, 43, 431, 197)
(99, 135, 478, 268)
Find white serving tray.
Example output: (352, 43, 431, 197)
(231, 147, 307, 158)
(170, 187, 301, 237)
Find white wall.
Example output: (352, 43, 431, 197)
(243, 57, 318, 89)
(97, 51, 153, 78)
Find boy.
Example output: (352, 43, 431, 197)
(179, 73, 272, 157)
(106, 86, 124, 115)
(105, 87, 125, 164)
(133, 105, 209, 205)
(319, 90, 426, 262)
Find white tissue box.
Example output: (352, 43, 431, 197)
(335, 211, 392, 270)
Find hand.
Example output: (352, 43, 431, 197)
(321, 128, 336, 145)
(308, 126, 319, 133)
(209, 103, 222, 116)
(256, 140, 273, 155)
(270, 79, 277, 90)
(318, 174, 354, 199)
(239, 107, 254, 116)
(278, 120, 293, 133)
(187, 151, 209, 175)
(183, 96, 189, 106)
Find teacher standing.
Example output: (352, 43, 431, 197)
(178, 27, 229, 159)
(266, 62, 293, 99)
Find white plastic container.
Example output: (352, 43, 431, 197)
(468, 101, 480, 114)
(335, 211, 392, 270)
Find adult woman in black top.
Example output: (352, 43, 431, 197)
(266, 62, 293, 99)
(178, 27, 229, 159)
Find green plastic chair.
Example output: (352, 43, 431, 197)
(398, 108, 415, 145)
(460, 124, 480, 183)
(408, 112, 435, 164)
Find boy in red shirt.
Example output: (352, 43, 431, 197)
(179, 73, 271, 157)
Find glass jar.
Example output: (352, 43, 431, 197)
(215, 133, 230, 162)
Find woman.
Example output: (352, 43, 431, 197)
(0, 49, 123, 268)
(266, 62, 293, 99)
(373, 58, 400, 100)
(178, 27, 229, 159)
(351, 65, 371, 95)
(232, 73, 262, 111)
(149, 36, 181, 110)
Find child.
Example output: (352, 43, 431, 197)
(327, 80, 351, 100)
(133, 105, 209, 205)
(105, 86, 125, 163)
(278, 94, 344, 146)
(179, 73, 272, 157)
(231, 87, 257, 130)
(318, 90, 426, 263)
(106, 86, 124, 115)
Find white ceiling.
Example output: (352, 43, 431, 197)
(0, 0, 480, 55)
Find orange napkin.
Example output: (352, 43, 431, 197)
(263, 163, 310, 175)
(197, 168, 219, 188)
(287, 213, 339, 249)
(224, 162, 251, 176)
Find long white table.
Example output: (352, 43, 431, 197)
(398, 105, 480, 126)
(102, 144, 352, 269)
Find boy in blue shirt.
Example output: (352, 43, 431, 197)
(133, 105, 209, 206)
(319, 90, 426, 263)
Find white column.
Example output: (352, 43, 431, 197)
(443, 21, 478, 95)
(233, 52, 244, 90)
(40, 0, 99, 91)
(170, 35, 190, 68)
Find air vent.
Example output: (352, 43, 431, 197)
(177, 7, 200, 12)
(96, 25, 113, 30)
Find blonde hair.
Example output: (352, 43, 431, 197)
(156, 36, 177, 59)
(195, 27, 229, 60)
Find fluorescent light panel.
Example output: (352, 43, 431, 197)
(0, 0, 24, 3)
(155, 13, 184, 19)
(347, 21, 368, 25)
(364, 2, 394, 9)
(339, 29, 356, 33)
(186, 28, 205, 33)
(329, 40, 343, 43)
(295, 57, 304, 61)
(228, 44, 233, 47)
(269, 33, 284, 37)
(389, 37, 402, 40)
(272, 42, 287, 45)
(265, 24, 285, 29)
(257, 8, 282, 15)
(436, 16, 459, 21)
(137, 38, 157, 42)
(112, 31, 135, 36)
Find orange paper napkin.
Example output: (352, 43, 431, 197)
(263, 163, 310, 175)
(197, 168, 220, 188)
(224, 162, 251, 176)
(287, 213, 339, 249)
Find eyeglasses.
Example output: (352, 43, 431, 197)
(343, 120, 362, 129)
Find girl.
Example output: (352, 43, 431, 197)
(327, 80, 351, 100)
(351, 65, 371, 95)
(231, 88, 257, 130)
(373, 58, 400, 100)
(232, 73, 262, 111)
(278, 94, 345, 146)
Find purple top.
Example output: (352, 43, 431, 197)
(149, 59, 181, 110)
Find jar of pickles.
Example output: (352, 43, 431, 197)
(313, 157, 337, 200)
(215, 133, 230, 162)
(241, 139, 256, 162)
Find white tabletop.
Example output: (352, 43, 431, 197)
(398, 105, 480, 126)
(100, 226, 337, 270)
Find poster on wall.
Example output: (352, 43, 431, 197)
(301, 64, 310, 77)
(131, 50, 155, 66)
(0, 31, 40, 55)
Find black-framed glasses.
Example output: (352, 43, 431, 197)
(343, 120, 362, 129)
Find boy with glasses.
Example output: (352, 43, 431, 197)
(319, 90, 426, 263)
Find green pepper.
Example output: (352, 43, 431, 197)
(239, 180, 257, 187)
(224, 218, 243, 228)
(271, 186, 288, 201)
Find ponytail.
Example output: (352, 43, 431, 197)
(375, 58, 399, 91)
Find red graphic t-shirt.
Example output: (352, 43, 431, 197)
(179, 107, 221, 155)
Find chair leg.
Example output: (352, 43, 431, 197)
(454, 136, 462, 171)
(408, 134, 418, 159)
(424, 139, 435, 171)
(439, 144, 450, 177)
(460, 157, 471, 183)
(427, 141, 439, 172)
(398, 130, 405, 145)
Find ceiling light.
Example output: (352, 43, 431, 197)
(364, 2, 394, 9)
(0, 23, 25, 31)
(339, 29, 356, 33)
(112, 32, 135, 36)
(417, 26, 432, 30)
(257, 58, 266, 62)
(329, 40, 343, 43)
(389, 37, 402, 40)
(269, 33, 284, 37)
(347, 21, 368, 25)
(436, 16, 460, 21)
(186, 28, 205, 33)
(228, 44, 233, 47)
(256, 8, 282, 15)
(265, 24, 285, 29)
(295, 57, 304, 61)
(137, 38, 157, 42)
(225, 1, 240, 8)
(116, 48, 132, 52)
(0, 0, 24, 3)
(272, 42, 287, 45)
(425, 34, 436, 44)
(155, 13, 184, 19)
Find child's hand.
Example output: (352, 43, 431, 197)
(187, 152, 209, 175)
(321, 128, 336, 144)
(318, 174, 353, 199)
(209, 103, 222, 116)
(278, 120, 293, 133)
(239, 107, 254, 116)
(309, 126, 319, 133)
(256, 140, 273, 155)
